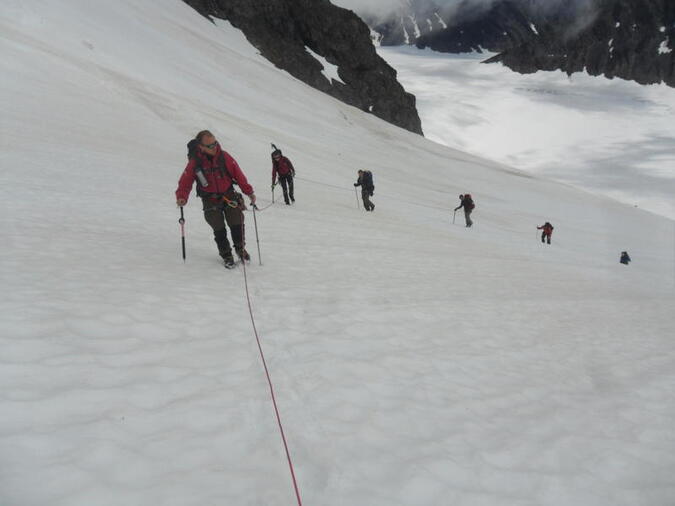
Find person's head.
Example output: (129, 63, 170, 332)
(459, 194, 464, 199)
(272, 149, 282, 161)
(196, 130, 218, 155)
(358, 169, 363, 175)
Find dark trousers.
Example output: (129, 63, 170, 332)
(202, 195, 245, 258)
(279, 174, 294, 204)
(361, 188, 374, 211)
(541, 232, 551, 244)
(464, 209, 473, 227)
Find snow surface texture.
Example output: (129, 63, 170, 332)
(1, 1, 675, 505)
(378, 46, 675, 220)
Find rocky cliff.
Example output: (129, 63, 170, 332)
(486, 0, 675, 87)
(183, 0, 423, 134)
(414, 0, 674, 87)
(415, 0, 538, 54)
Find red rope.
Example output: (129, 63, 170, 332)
(240, 225, 303, 506)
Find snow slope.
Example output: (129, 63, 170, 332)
(378, 46, 675, 220)
(1, 1, 674, 505)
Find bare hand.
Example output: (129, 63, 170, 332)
(177, 198, 187, 207)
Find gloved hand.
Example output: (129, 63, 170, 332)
(249, 193, 257, 205)
(353, 183, 358, 187)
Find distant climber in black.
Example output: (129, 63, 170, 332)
(354, 169, 375, 211)
(454, 194, 474, 227)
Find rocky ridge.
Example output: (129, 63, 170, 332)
(183, 0, 423, 134)
(358, 0, 674, 88)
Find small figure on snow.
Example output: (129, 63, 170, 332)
(454, 194, 475, 227)
(537, 222, 554, 244)
(620, 251, 631, 265)
(271, 148, 295, 205)
(175, 130, 256, 268)
(354, 169, 375, 211)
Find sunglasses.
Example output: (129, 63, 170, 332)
(201, 142, 217, 149)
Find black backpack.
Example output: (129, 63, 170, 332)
(363, 170, 375, 193)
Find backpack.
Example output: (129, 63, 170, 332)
(187, 138, 200, 160)
(363, 170, 375, 193)
(464, 194, 475, 210)
(187, 138, 237, 197)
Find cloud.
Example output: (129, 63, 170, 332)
(331, 0, 600, 28)
(331, 0, 495, 18)
(330, 0, 407, 20)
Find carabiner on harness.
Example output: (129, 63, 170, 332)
(221, 195, 240, 209)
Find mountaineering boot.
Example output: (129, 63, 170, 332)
(223, 253, 236, 269)
(235, 247, 250, 262)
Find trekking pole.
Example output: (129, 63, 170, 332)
(178, 207, 186, 262)
(272, 185, 275, 204)
(354, 187, 360, 210)
(252, 205, 262, 266)
(453, 209, 456, 224)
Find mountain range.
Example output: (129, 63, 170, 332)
(364, 0, 674, 87)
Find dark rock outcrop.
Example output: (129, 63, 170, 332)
(416, 0, 538, 54)
(415, 0, 674, 87)
(183, 0, 423, 134)
(488, 0, 675, 87)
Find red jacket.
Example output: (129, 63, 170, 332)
(272, 156, 295, 184)
(538, 223, 554, 235)
(176, 146, 253, 203)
